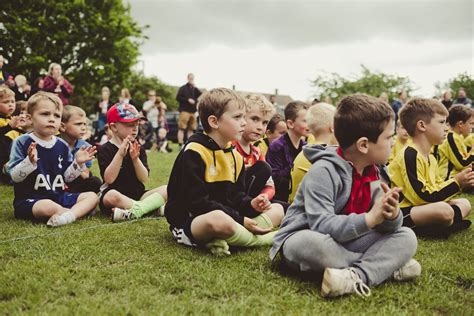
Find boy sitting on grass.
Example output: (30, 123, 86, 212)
(438, 105, 474, 181)
(165, 88, 284, 255)
(266, 101, 309, 201)
(231, 94, 276, 205)
(271, 94, 420, 298)
(6, 92, 98, 227)
(289, 102, 337, 202)
(59, 105, 102, 193)
(97, 103, 167, 221)
(389, 99, 473, 238)
(254, 113, 287, 157)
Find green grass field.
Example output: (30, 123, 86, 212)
(0, 145, 473, 315)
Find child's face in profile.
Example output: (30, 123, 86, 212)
(458, 115, 474, 137)
(289, 109, 309, 138)
(216, 101, 246, 143)
(0, 95, 15, 116)
(396, 124, 409, 141)
(31, 100, 62, 140)
(62, 114, 87, 140)
(242, 106, 272, 143)
(266, 121, 287, 143)
(367, 119, 395, 165)
(424, 114, 448, 145)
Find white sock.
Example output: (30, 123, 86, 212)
(53, 211, 76, 226)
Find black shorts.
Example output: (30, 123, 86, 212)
(98, 186, 147, 215)
(401, 206, 415, 228)
(170, 216, 203, 247)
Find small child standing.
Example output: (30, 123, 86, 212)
(266, 101, 309, 201)
(6, 92, 98, 226)
(97, 103, 167, 221)
(289, 102, 337, 202)
(59, 105, 102, 193)
(438, 105, 474, 180)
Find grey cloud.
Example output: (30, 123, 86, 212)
(129, 0, 473, 54)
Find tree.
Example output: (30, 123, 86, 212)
(449, 72, 474, 100)
(0, 0, 146, 113)
(311, 65, 413, 104)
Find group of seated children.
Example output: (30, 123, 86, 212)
(1, 84, 472, 298)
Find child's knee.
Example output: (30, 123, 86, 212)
(437, 204, 455, 224)
(81, 191, 99, 204)
(205, 210, 236, 235)
(103, 190, 121, 205)
(397, 227, 418, 255)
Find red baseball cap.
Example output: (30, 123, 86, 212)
(107, 102, 144, 124)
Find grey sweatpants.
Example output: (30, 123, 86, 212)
(281, 227, 417, 286)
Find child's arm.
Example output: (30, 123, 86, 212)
(301, 164, 372, 243)
(7, 141, 38, 183)
(64, 146, 96, 183)
(129, 141, 148, 184)
(103, 139, 129, 184)
(446, 133, 474, 170)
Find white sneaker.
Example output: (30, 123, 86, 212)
(112, 208, 133, 222)
(46, 214, 60, 227)
(393, 259, 421, 281)
(321, 267, 371, 298)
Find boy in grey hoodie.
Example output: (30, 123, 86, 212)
(270, 94, 420, 298)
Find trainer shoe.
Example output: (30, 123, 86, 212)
(112, 207, 134, 222)
(321, 267, 371, 298)
(393, 258, 422, 281)
(205, 239, 231, 256)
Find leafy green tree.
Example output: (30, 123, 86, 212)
(449, 72, 474, 100)
(311, 65, 413, 104)
(0, 0, 145, 113)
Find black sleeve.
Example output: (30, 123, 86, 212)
(0, 124, 13, 136)
(182, 150, 244, 225)
(97, 144, 115, 179)
(230, 160, 256, 217)
(176, 86, 188, 103)
(195, 87, 202, 99)
(139, 146, 150, 173)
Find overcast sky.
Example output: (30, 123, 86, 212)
(128, 0, 473, 100)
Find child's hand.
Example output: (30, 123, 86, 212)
(27, 142, 38, 164)
(75, 146, 97, 166)
(243, 217, 271, 235)
(129, 140, 141, 161)
(9, 116, 20, 128)
(380, 182, 402, 221)
(454, 168, 474, 188)
(118, 137, 131, 157)
(251, 194, 271, 212)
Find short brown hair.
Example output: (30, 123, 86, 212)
(266, 113, 285, 132)
(447, 104, 472, 127)
(62, 105, 86, 123)
(198, 88, 246, 133)
(399, 98, 448, 137)
(27, 91, 63, 115)
(14, 101, 28, 116)
(334, 94, 394, 149)
(284, 101, 309, 121)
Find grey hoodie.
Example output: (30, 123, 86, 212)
(270, 144, 402, 260)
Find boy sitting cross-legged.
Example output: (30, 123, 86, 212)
(270, 94, 420, 298)
(165, 88, 284, 255)
(97, 103, 167, 221)
(6, 92, 98, 227)
(389, 99, 473, 238)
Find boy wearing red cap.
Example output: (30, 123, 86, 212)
(97, 102, 167, 221)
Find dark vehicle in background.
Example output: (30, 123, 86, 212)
(165, 111, 203, 143)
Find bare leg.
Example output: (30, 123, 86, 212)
(263, 203, 284, 227)
(448, 198, 471, 218)
(177, 129, 185, 145)
(32, 200, 67, 220)
(190, 210, 237, 242)
(410, 202, 454, 226)
(70, 192, 99, 219)
(141, 185, 167, 201)
(102, 189, 134, 210)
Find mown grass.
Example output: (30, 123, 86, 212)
(0, 144, 472, 315)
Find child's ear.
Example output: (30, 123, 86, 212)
(416, 120, 427, 132)
(59, 122, 65, 132)
(286, 119, 294, 129)
(356, 137, 369, 154)
(208, 115, 219, 129)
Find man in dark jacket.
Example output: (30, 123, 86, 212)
(176, 73, 202, 147)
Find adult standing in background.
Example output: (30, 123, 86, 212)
(43, 63, 73, 105)
(391, 90, 407, 123)
(96, 87, 112, 132)
(441, 90, 453, 110)
(142, 89, 157, 116)
(453, 87, 472, 106)
(176, 73, 201, 147)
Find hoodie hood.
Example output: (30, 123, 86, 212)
(303, 144, 351, 174)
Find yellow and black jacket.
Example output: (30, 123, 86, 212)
(0, 114, 13, 136)
(165, 132, 254, 228)
(254, 137, 269, 158)
(389, 144, 460, 208)
(438, 131, 474, 180)
(387, 137, 412, 165)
